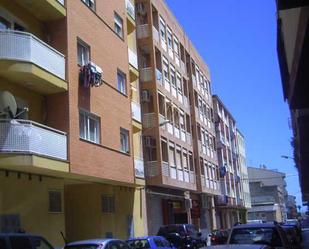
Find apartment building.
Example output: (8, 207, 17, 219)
(212, 96, 246, 229)
(236, 129, 251, 220)
(0, 0, 146, 246)
(248, 166, 288, 222)
(276, 0, 309, 203)
(135, 0, 219, 235)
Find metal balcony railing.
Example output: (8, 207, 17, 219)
(0, 30, 65, 80)
(128, 48, 138, 69)
(137, 24, 150, 39)
(140, 67, 153, 82)
(134, 157, 144, 178)
(0, 119, 67, 161)
(142, 113, 156, 128)
(131, 101, 141, 122)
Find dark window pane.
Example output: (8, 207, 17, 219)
(10, 237, 32, 249)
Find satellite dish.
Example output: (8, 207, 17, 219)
(0, 91, 17, 118)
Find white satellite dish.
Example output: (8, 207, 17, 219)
(0, 91, 17, 118)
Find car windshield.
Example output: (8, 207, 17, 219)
(186, 225, 198, 236)
(127, 240, 150, 249)
(229, 227, 282, 246)
(65, 244, 100, 249)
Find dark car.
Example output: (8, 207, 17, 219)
(281, 225, 301, 249)
(0, 233, 54, 249)
(157, 224, 205, 249)
(209, 229, 230, 245)
(284, 220, 302, 242)
(127, 236, 176, 249)
(227, 223, 291, 249)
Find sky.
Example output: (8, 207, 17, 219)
(165, 0, 303, 209)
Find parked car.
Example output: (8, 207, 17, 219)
(64, 239, 130, 249)
(127, 236, 175, 249)
(281, 225, 301, 249)
(157, 224, 206, 249)
(208, 229, 230, 245)
(227, 223, 291, 249)
(207, 245, 271, 249)
(284, 220, 302, 242)
(246, 220, 264, 224)
(0, 233, 54, 249)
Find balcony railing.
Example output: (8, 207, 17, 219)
(0, 119, 67, 161)
(134, 157, 144, 178)
(146, 161, 158, 177)
(153, 26, 159, 43)
(128, 48, 138, 69)
(142, 113, 156, 128)
(0, 30, 65, 80)
(125, 0, 135, 20)
(131, 101, 141, 122)
(140, 67, 153, 82)
(57, 0, 65, 5)
(137, 24, 150, 39)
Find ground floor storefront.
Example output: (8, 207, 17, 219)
(0, 170, 147, 247)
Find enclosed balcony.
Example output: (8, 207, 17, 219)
(0, 30, 67, 94)
(128, 48, 138, 70)
(15, 0, 66, 21)
(131, 101, 142, 123)
(0, 119, 68, 173)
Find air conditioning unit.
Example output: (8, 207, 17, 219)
(136, 3, 146, 15)
(141, 90, 150, 102)
(144, 136, 156, 147)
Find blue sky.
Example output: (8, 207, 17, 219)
(165, 0, 303, 208)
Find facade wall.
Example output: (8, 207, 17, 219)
(0, 173, 65, 247)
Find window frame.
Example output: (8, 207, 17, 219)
(79, 109, 101, 144)
(81, 0, 96, 11)
(114, 12, 124, 38)
(117, 69, 127, 95)
(48, 190, 62, 213)
(77, 38, 90, 66)
(120, 128, 130, 153)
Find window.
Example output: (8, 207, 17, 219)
(117, 70, 126, 94)
(167, 28, 173, 49)
(48, 190, 62, 213)
(114, 12, 123, 38)
(101, 195, 115, 213)
(163, 58, 169, 81)
(120, 128, 129, 153)
(159, 17, 166, 42)
(77, 39, 90, 66)
(79, 110, 100, 144)
(82, 0, 95, 11)
(168, 143, 176, 167)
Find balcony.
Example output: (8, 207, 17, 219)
(131, 101, 141, 123)
(16, 0, 66, 21)
(128, 48, 138, 70)
(0, 119, 68, 174)
(140, 67, 153, 82)
(142, 113, 156, 128)
(153, 27, 159, 44)
(134, 157, 144, 178)
(0, 119, 67, 160)
(137, 24, 150, 39)
(0, 30, 67, 94)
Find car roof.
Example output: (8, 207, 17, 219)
(232, 223, 277, 229)
(208, 245, 268, 249)
(0, 233, 43, 238)
(66, 239, 119, 246)
(127, 236, 165, 240)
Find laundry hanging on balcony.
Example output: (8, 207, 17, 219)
(80, 62, 103, 88)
